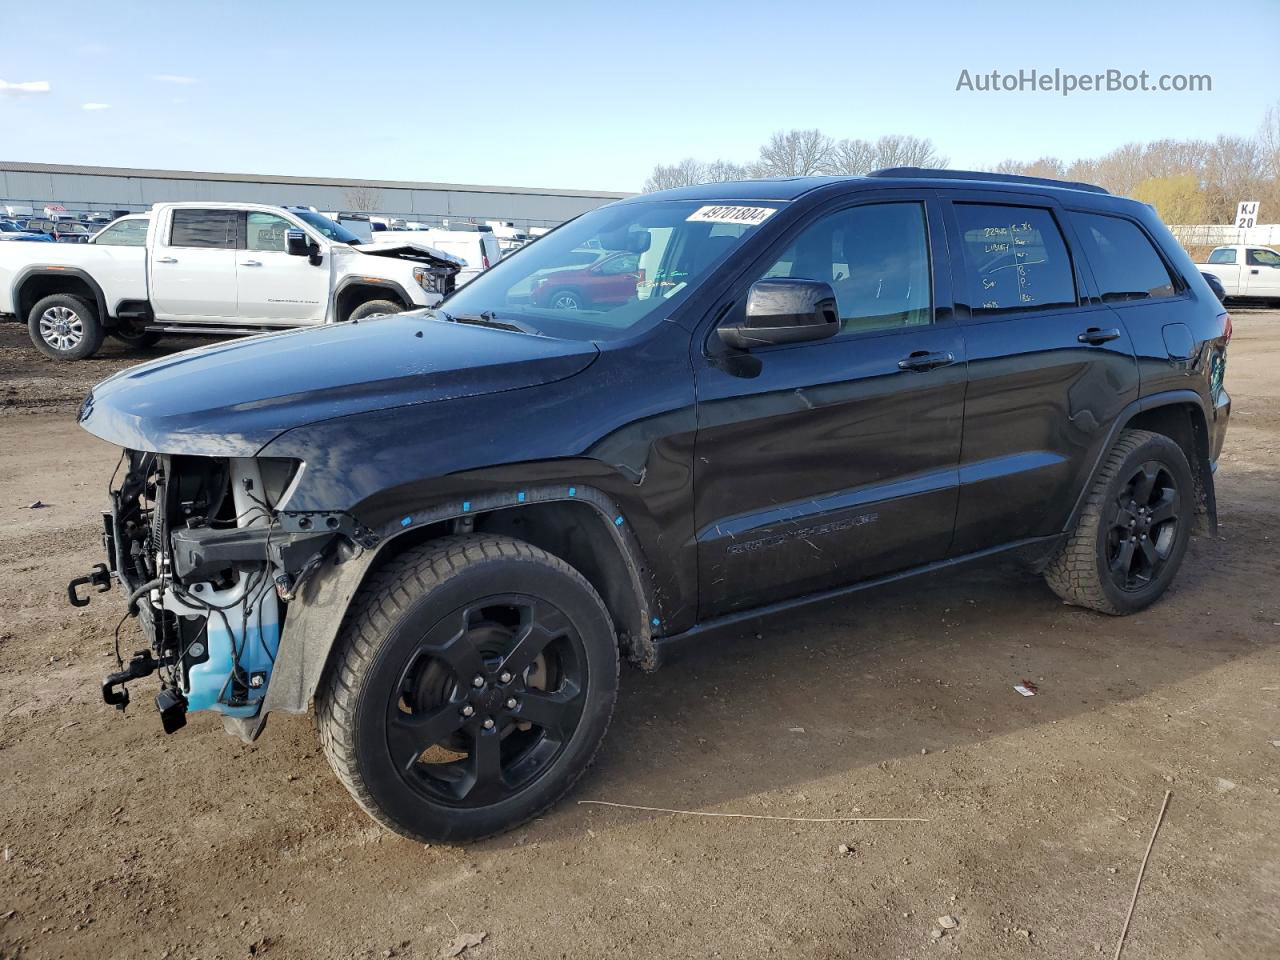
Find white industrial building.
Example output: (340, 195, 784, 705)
(0, 161, 632, 230)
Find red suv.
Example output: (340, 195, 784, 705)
(529, 251, 644, 310)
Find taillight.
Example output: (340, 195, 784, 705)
(1221, 312, 1232, 343)
(481, 253, 491, 270)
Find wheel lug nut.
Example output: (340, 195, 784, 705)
(506, 698, 518, 709)
(461, 705, 474, 717)
(472, 675, 485, 688)
(499, 671, 512, 684)
(482, 718, 495, 730)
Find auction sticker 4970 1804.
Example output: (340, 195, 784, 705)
(686, 205, 777, 226)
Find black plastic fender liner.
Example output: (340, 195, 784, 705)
(12, 264, 113, 326)
(1063, 388, 1218, 540)
(228, 483, 660, 743)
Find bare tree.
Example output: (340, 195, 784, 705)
(755, 129, 833, 177)
(343, 186, 384, 211)
(826, 138, 877, 176)
(702, 159, 752, 182)
(1258, 100, 1280, 178)
(643, 158, 707, 192)
(869, 135, 947, 170)
(994, 156, 1067, 180)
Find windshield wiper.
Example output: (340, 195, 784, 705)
(438, 310, 539, 335)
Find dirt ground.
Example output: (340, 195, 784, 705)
(1, 315, 1277, 960)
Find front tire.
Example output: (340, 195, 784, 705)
(547, 288, 586, 311)
(317, 535, 619, 843)
(1044, 429, 1195, 615)
(347, 299, 402, 322)
(28, 294, 104, 360)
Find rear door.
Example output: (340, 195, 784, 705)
(149, 208, 239, 321)
(943, 193, 1139, 555)
(694, 192, 966, 617)
(235, 211, 329, 325)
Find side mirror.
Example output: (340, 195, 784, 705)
(717, 278, 840, 350)
(287, 229, 323, 265)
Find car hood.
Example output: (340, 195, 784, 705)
(348, 239, 465, 267)
(78, 314, 598, 456)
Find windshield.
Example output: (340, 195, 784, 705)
(440, 199, 776, 341)
(294, 210, 362, 245)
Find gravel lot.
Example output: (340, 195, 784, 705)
(1, 314, 1277, 960)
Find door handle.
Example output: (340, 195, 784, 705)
(1077, 327, 1121, 345)
(240, 259, 262, 267)
(898, 350, 956, 372)
(155, 256, 178, 264)
(1250, 269, 1260, 275)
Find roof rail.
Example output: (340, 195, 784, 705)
(868, 167, 1110, 195)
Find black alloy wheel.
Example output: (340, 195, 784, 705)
(387, 595, 588, 808)
(318, 535, 619, 843)
(1106, 461, 1180, 593)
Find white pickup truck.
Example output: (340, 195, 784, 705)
(0, 202, 463, 359)
(1195, 244, 1280, 302)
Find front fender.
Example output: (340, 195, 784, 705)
(226, 482, 662, 743)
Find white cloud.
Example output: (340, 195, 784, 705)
(82, 102, 111, 111)
(152, 74, 197, 85)
(0, 79, 51, 96)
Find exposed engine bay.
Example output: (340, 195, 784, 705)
(86, 451, 346, 732)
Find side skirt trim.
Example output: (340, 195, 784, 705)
(650, 533, 1063, 667)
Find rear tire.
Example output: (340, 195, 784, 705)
(109, 320, 162, 349)
(347, 299, 402, 322)
(317, 535, 619, 843)
(1043, 429, 1194, 615)
(28, 294, 104, 360)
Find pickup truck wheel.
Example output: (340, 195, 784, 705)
(1044, 429, 1194, 615)
(109, 320, 161, 349)
(317, 534, 619, 843)
(347, 299, 402, 322)
(28, 294, 104, 361)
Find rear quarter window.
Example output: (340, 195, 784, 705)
(169, 209, 238, 249)
(953, 204, 1077, 315)
(1206, 247, 1237, 265)
(1069, 212, 1177, 302)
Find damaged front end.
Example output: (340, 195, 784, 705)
(82, 451, 354, 734)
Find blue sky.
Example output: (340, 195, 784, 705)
(1, 0, 1276, 192)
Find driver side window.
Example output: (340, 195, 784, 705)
(246, 213, 295, 252)
(598, 253, 640, 275)
(759, 202, 933, 336)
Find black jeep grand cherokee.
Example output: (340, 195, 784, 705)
(75, 169, 1231, 842)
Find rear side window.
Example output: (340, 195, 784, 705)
(169, 209, 237, 249)
(1070, 212, 1177, 302)
(953, 204, 1076, 315)
(1207, 247, 1237, 265)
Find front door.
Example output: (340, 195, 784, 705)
(235, 211, 329, 324)
(693, 195, 966, 618)
(1243, 247, 1280, 297)
(942, 194, 1139, 555)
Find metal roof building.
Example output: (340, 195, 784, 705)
(0, 161, 633, 229)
